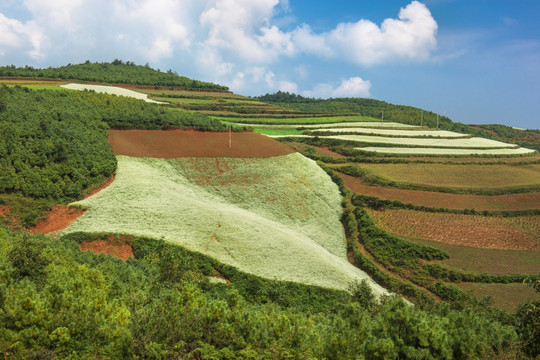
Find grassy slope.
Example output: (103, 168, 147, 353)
(63, 154, 389, 295)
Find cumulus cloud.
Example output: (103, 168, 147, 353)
(297, 1, 438, 65)
(0, 0, 436, 95)
(303, 77, 371, 99)
(0, 13, 43, 59)
(199, 0, 295, 63)
(1, 0, 437, 66)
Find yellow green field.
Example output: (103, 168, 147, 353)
(358, 163, 540, 189)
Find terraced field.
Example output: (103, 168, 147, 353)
(8, 79, 537, 312)
(324, 135, 516, 148)
(312, 128, 469, 138)
(367, 208, 539, 250)
(338, 172, 540, 211)
(353, 163, 540, 190)
(456, 283, 540, 312)
(355, 147, 536, 156)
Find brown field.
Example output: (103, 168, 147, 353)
(368, 209, 539, 250)
(357, 163, 540, 189)
(456, 282, 540, 313)
(79, 235, 135, 261)
(338, 172, 540, 211)
(108, 129, 295, 158)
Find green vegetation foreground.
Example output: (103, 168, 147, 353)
(0, 226, 533, 359)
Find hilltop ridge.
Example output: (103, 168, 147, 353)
(0, 60, 228, 91)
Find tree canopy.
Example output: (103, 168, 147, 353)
(0, 60, 229, 91)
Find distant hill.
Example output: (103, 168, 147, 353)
(257, 91, 540, 150)
(256, 91, 473, 132)
(0, 60, 228, 91)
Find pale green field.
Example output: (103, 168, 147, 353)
(356, 147, 537, 156)
(64, 154, 388, 295)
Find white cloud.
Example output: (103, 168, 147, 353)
(325, 1, 437, 65)
(303, 77, 371, 99)
(227, 66, 275, 92)
(278, 80, 298, 93)
(1, 0, 437, 67)
(199, 0, 295, 63)
(0, 12, 43, 59)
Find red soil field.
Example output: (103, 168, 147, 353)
(0, 206, 8, 217)
(337, 172, 540, 211)
(108, 129, 295, 158)
(79, 235, 135, 261)
(31, 205, 86, 234)
(32, 176, 114, 234)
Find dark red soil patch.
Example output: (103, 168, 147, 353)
(30, 177, 114, 235)
(80, 235, 135, 261)
(0, 205, 9, 217)
(31, 205, 86, 234)
(337, 172, 540, 211)
(108, 129, 295, 158)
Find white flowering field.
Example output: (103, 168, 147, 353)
(325, 135, 516, 148)
(313, 128, 468, 138)
(356, 147, 537, 155)
(64, 154, 388, 295)
(61, 83, 166, 104)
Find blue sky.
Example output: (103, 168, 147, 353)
(1, 1, 539, 129)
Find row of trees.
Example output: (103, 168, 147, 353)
(1, 227, 535, 359)
(0, 61, 228, 91)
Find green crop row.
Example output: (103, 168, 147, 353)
(424, 263, 540, 284)
(351, 194, 540, 217)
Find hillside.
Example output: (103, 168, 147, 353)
(0, 64, 539, 359)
